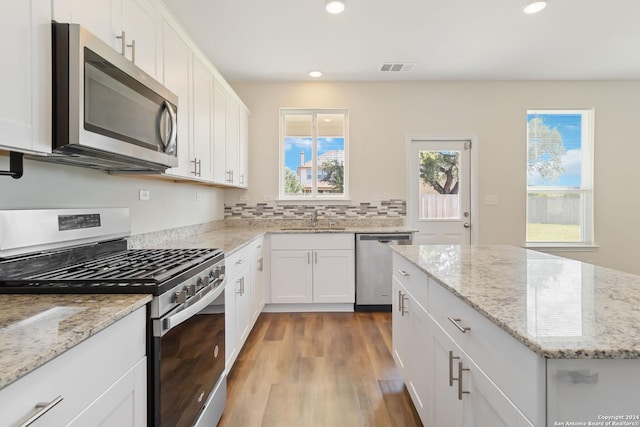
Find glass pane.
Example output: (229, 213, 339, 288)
(527, 192, 582, 242)
(418, 150, 460, 219)
(527, 113, 582, 188)
(316, 114, 345, 196)
(283, 114, 312, 197)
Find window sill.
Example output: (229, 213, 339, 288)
(276, 199, 352, 206)
(524, 243, 599, 252)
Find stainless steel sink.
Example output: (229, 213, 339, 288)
(280, 227, 346, 231)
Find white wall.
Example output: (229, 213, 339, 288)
(226, 80, 640, 275)
(0, 157, 225, 235)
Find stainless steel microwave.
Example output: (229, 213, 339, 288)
(43, 23, 178, 173)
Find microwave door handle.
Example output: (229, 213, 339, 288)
(160, 100, 177, 154)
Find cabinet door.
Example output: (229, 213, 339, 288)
(67, 358, 147, 427)
(121, 0, 161, 79)
(212, 79, 228, 184)
(430, 318, 464, 427)
(225, 99, 240, 185)
(234, 270, 252, 349)
(191, 56, 213, 181)
(52, 0, 118, 49)
(162, 21, 193, 179)
(251, 252, 265, 323)
(238, 107, 249, 187)
(392, 278, 411, 378)
(312, 249, 355, 303)
(0, 0, 51, 154)
(270, 250, 313, 303)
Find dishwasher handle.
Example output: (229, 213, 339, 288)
(357, 234, 412, 243)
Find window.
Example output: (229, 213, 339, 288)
(280, 109, 348, 199)
(526, 109, 594, 246)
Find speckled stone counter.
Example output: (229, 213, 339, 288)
(146, 221, 416, 256)
(391, 244, 640, 359)
(0, 294, 151, 389)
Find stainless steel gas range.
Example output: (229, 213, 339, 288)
(0, 208, 226, 427)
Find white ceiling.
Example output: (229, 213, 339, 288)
(162, 0, 640, 82)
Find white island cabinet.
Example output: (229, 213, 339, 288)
(392, 245, 640, 427)
(0, 306, 147, 427)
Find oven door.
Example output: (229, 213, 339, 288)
(153, 285, 225, 427)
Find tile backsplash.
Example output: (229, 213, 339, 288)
(224, 199, 406, 219)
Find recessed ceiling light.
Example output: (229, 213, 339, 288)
(522, 0, 547, 14)
(309, 70, 323, 78)
(325, 0, 346, 14)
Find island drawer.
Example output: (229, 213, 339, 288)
(392, 254, 428, 310)
(428, 279, 544, 424)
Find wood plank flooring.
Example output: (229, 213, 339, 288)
(218, 312, 422, 427)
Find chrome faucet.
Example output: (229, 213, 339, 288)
(311, 209, 321, 228)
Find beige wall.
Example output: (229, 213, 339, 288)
(227, 81, 640, 274)
(0, 158, 225, 235)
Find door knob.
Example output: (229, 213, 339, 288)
(463, 223, 471, 228)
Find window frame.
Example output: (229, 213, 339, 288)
(278, 108, 349, 201)
(525, 108, 595, 249)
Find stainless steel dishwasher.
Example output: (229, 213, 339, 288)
(355, 233, 413, 311)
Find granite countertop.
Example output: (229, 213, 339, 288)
(0, 294, 151, 390)
(152, 223, 416, 256)
(391, 244, 640, 359)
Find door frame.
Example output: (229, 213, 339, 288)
(406, 135, 479, 245)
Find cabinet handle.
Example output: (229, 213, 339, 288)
(236, 278, 242, 295)
(398, 269, 410, 277)
(314, 252, 318, 264)
(447, 316, 471, 333)
(307, 252, 311, 264)
(191, 158, 202, 177)
(448, 351, 460, 386)
(235, 259, 243, 265)
(457, 362, 470, 400)
(116, 31, 126, 56)
(239, 174, 244, 185)
(126, 39, 136, 63)
(18, 395, 64, 427)
(257, 258, 264, 272)
(400, 293, 408, 316)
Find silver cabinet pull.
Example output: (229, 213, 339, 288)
(127, 39, 136, 63)
(307, 252, 311, 264)
(191, 158, 202, 177)
(235, 259, 244, 265)
(314, 252, 318, 264)
(116, 31, 126, 55)
(236, 278, 242, 295)
(457, 362, 470, 400)
(463, 222, 471, 229)
(448, 316, 471, 333)
(400, 293, 408, 316)
(398, 269, 410, 277)
(448, 351, 460, 386)
(18, 395, 64, 427)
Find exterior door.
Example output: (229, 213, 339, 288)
(408, 139, 472, 245)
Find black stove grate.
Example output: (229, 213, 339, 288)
(23, 248, 223, 283)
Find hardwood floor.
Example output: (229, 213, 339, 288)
(218, 312, 422, 427)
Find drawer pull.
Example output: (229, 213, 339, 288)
(400, 293, 409, 316)
(398, 269, 410, 277)
(448, 316, 471, 333)
(19, 395, 63, 427)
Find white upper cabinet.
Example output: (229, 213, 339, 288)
(162, 20, 192, 179)
(121, 0, 162, 80)
(53, 0, 162, 80)
(0, 0, 51, 154)
(191, 56, 214, 181)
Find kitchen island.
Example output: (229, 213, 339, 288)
(391, 244, 640, 427)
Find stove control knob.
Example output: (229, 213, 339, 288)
(198, 275, 208, 287)
(187, 284, 197, 296)
(174, 289, 187, 304)
(211, 268, 220, 280)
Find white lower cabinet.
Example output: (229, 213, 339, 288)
(0, 307, 147, 427)
(270, 234, 355, 306)
(225, 237, 266, 370)
(392, 253, 536, 427)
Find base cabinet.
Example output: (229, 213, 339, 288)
(270, 234, 355, 305)
(392, 253, 535, 427)
(0, 307, 147, 427)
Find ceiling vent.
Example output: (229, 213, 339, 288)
(379, 63, 416, 72)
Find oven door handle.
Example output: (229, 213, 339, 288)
(157, 284, 223, 337)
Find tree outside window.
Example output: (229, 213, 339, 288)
(280, 109, 348, 199)
(526, 110, 594, 245)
